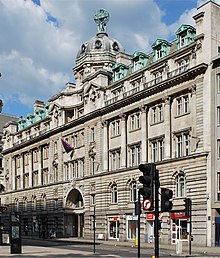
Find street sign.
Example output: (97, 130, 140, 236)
(143, 198, 152, 210)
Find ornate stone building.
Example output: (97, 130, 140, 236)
(2, 1, 220, 247)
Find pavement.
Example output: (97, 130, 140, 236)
(0, 237, 220, 257)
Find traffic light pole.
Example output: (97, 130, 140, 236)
(189, 199, 192, 255)
(137, 190, 141, 258)
(154, 170, 160, 258)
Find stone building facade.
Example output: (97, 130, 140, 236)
(2, 1, 220, 247)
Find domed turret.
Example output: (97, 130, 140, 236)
(74, 9, 126, 87)
(76, 8, 125, 60)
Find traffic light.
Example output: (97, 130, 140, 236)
(184, 198, 191, 217)
(138, 163, 155, 210)
(161, 188, 173, 212)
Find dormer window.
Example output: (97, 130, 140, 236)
(112, 63, 128, 82)
(176, 24, 196, 49)
(131, 51, 148, 72)
(152, 39, 171, 62)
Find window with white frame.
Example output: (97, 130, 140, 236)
(111, 120, 120, 137)
(64, 163, 70, 180)
(90, 127, 95, 142)
(111, 183, 118, 203)
(180, 32, 187, 47)
(155, 47, 162, 60)
(218, 140, 220, 159)
(217, 74, 220, 93)
(176, 174, 185, 197)
(218, 172, 220, 194)
(90, 156, 96, 175)
(42, 169, 49, 185)
(129, 144, 141, 167)
(24, 153, 29, 165)
(176, 94, 189, 116)
(33, 149, 38, 163)
(151, 138, 164, 162)
(218, 107, 220, 126)
(176, 132, 190, 158)
(43, 145, 49, 160)
(130, 180, 137, 202)
(79, 159, 85, 177)
(24, 173, 29, 188)
(130, 112, 141, 131)
(32, 171, 38, 187)
(151, 104, 163, 124)
(110, 149, 121, 170)
(16, 156, 21, 168)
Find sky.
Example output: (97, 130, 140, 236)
(0, 0, 217, 118)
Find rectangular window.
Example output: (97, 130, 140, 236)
(33, 149, 38, 163)
(218, 107, 220, 126)
(43, 146, 49, 160)
(90, 156, 95, 175)
(65, 163, 69, 180)
(24, 153, 29, 165)
(177, 135, 183, 158)
(129, 145, 141, 167)
(218, 140, 220, 159)
(91, 127, 95, 142)
(151, 138, 164, 162)
(176, 132, 190, 158)
(176, 95, 190, 116)
(110, 149, 121, 171)
(217, 74, 220, 93)
(177, 98, 182, 116)
(111, 120, 120, 137)
(218, 173, 220, 193)
(151, 105, 163, 124)
(130, 112, 141, 131)
(32, 172, 38, 187)
(42, 169, 49, 185)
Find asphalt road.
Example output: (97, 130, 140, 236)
(1, 238, 219, 258)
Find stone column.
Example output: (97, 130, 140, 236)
(140, 106, 147, 163)
(29, 150, 32, 187)
(189, 85, 197, 152)
(38, 147, 42, 185)
(120, 114, 127, 168)
(11, 156, 16, 190)
(163, 95, 172, 159)
(20, 154, 24, 189)
(102, 121, 109, 172)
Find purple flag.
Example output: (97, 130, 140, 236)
(61, 139, 74, 153)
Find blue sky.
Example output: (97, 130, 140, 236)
(0, 0, 214, 118)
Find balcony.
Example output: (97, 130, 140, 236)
(167, 63, 189, 78)
(144, 76, 162, 88)
(105, 96, 119, 106)
(123, 86, 140, 98)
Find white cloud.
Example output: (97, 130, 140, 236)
(0, 0, 199, 116)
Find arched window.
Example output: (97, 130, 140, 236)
(176, 174, 185, 197)
(111, 183, 118, 203)
(130, 180, 137, 202)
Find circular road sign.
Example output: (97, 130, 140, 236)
(143, 198, 152, 210)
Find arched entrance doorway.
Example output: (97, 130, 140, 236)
(64, 189, 84, 237)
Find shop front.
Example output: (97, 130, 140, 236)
(170, 211, 188, 244)
(126, 215, 138, 240)
(108, 216, 119, 240)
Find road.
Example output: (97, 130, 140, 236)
(1, 238, 219, 258)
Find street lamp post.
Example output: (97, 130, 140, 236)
(91, 194, 96, 254)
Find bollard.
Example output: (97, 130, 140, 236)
(135, 237, 138, 246)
